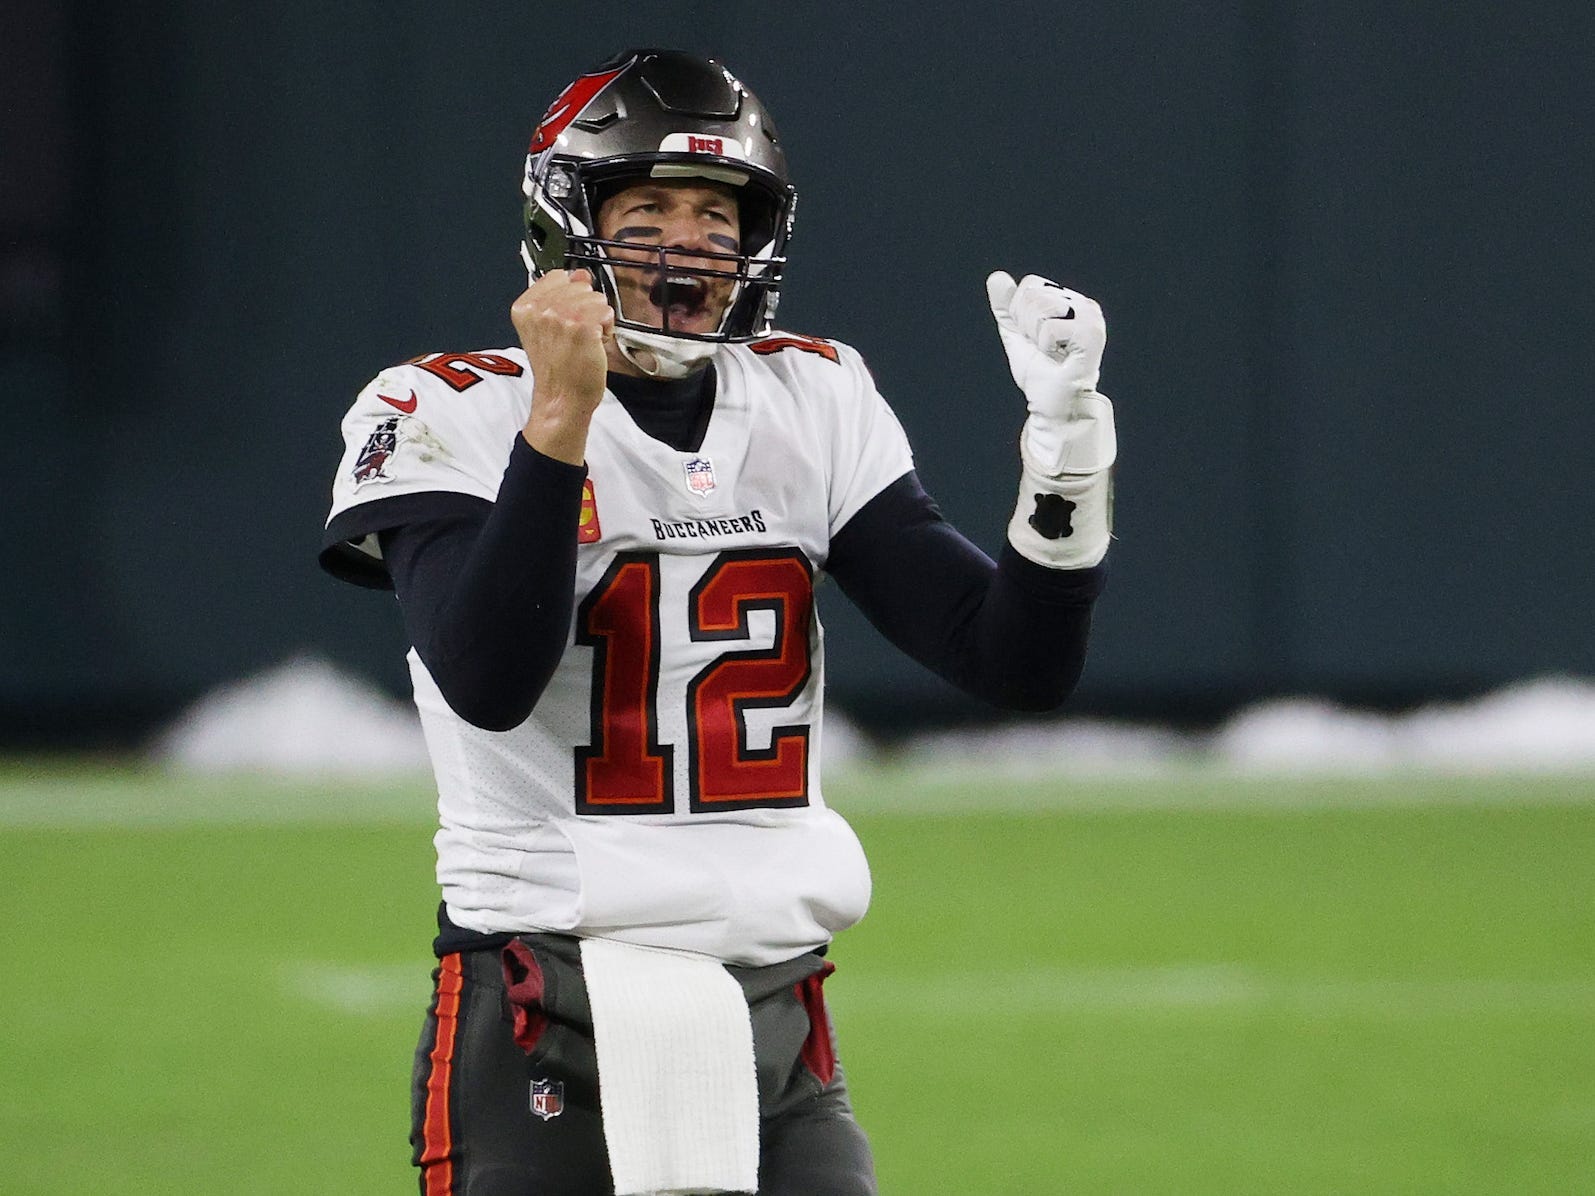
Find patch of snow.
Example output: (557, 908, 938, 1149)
(155, 661, 1595, 780)
(151, 655, 429, 775)
(897, 718, 1195, 776)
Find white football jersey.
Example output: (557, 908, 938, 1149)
(326, 335, 913, 965)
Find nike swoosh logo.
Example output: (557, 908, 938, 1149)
(379, 390, 418, 414)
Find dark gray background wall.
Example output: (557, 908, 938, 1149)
(5, 2, 1592, 742)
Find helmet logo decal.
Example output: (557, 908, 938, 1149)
(657, 132, 748, 160)
(529, 64, 630, 155)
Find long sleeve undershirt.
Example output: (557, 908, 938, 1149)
(364, 368, 1104, 731)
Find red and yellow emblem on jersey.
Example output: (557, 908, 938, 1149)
(578, 479, 602, 544)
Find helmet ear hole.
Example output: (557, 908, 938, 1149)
(588, 178, 628, 227)
(736, 186, 781, 259)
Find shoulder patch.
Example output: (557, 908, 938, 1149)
(748, 334, 839, 364)
(349, 413, 450, 488)
(352, 416, 401, 485)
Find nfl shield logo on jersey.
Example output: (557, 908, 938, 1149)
(682, 455, 716, 496)
(530, 1077, 564, 1121)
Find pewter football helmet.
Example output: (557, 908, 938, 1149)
(522, 49, 796, 353)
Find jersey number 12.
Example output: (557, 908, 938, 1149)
(575, 548, 813, 814)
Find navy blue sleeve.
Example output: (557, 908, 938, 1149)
(825, 471, 1105, 712)
(375, 436, 588, 732)
(364, 457, 1099, 728)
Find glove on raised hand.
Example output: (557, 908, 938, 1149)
(986, 271, 1116, 568)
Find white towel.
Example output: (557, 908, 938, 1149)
(580, 937, 760, 1196)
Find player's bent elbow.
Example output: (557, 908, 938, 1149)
(420, 648, 555, 732)
(436, 686, 538, 733)
(462, 707, 534, 733)
(983, 670, 1084, 714)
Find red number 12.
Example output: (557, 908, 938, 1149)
(574, 548, 814, 814)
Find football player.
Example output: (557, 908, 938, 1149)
(321, 47, 1114, 1196)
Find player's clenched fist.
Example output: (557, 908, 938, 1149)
(986, 272, 1105, 397)
(986, 271, 1114, 477)
(513, 269, 615, 464)
(513, 269, 615, 406)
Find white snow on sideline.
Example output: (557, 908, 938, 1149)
(152, 660, 1595, 778)
(897, 718, 1197, 777)
(152, 656, 430, 775)
(1400, 679, 1595, 772)
(1216, 677, 1595, 774)
(819, 708, 870, 773)
(893, 676, 1595, 777)
(1214, 698, 1402, 773)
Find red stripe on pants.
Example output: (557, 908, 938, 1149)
(419, 953, 465, 1195)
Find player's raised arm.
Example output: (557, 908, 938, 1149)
(824, 270, 1112, 712)
(512, 268, 615, 465)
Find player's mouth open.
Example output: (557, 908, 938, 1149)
(648, 274, 710, 323)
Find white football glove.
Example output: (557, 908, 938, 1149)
(987, 270, 1116, 568)
(986, 271, 1115, 475)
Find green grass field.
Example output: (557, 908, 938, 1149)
(4, 765, 1593, 1193)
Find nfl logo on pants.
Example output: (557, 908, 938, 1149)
(530, 1078, 564, 1121)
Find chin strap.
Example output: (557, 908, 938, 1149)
(613, 326, 719, 379)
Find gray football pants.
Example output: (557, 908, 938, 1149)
(410, 937, 877, 1195)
